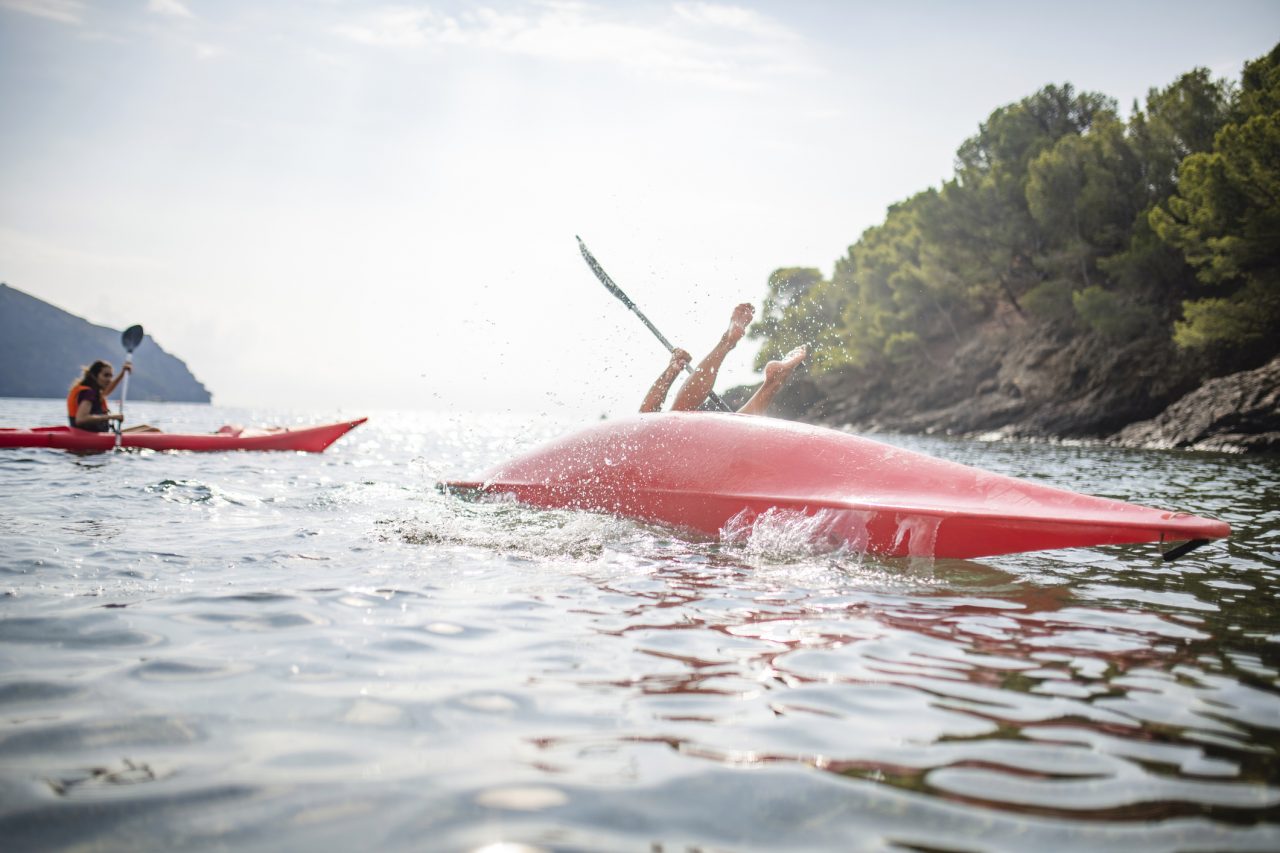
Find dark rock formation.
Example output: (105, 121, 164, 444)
(788, 318, 1208, 436)
(0, 283, 212, 403)
(1111, 356, 1280, 453)
(733, 314, 1279, 454)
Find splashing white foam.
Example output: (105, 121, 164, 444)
(720, 507, 861, 562)
(393, 491, 651, 560)
(891, 514, 941, 559)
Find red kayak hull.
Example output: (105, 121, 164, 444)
(0, 418, 367, 453)
(445, 413, 1230, 559)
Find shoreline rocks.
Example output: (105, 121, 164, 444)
(736, 320, 1280, 454)
(1110, 355, 1280, 453)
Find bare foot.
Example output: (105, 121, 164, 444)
(764, 345, 806, 383)
(737, 346, 807, 416)
(725, 303, 754, 346)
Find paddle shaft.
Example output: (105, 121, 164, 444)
(118, 354, 132, 418)
(115, 325, 143, 449)
(112, 353, 131, 448)
(576, 237, 732, 413)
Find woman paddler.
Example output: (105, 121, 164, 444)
(640, 303, 807, 415)
(67, 361, 157, 433)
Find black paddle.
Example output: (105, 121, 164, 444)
(115, 324, 144, 449)
(576, 236, 733, 413)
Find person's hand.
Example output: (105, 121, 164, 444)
(669, 348, 691, 371)
(121, 363, 132, 374)
(109, 413, 124, 423)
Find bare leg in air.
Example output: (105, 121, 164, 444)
(737, 346, 807, 416)
(670, 303, 754, 412)
(639, 348, 692, 413)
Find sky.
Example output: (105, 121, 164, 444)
(2, 0, 1277, 418)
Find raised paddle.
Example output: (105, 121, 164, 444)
(114, 324, 144, 449)
(576, 236, 733, 413)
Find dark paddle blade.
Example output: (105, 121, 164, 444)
(1162, 538, 1211, 562)
(122, 324, 144, 354)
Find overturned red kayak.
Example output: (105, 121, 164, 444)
(445, 413, 1230, 560)
(0, 418, 367, 453)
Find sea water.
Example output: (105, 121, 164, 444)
(0, 398, 1277, 852)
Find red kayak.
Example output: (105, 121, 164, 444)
(445, 413, 1230, 560)
(0, 418, 367, 453)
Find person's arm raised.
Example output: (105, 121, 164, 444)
(103, 363, 130, 396)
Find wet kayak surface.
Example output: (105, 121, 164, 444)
(1, 398, 1277, 851)
(447, 412, 1231, 559)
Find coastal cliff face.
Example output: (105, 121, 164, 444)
(1112, 356, 1280, 453)
(0, 284, 212, 404)
(744, 316, 1279, 454)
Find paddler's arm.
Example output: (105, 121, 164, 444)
(102, 362, 130, 396)
(74, 399, 123, 430)
(640, 348, 692, 413)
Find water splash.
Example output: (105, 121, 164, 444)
(146, 479, 260, 507)
(392, 492, 650, 560)
(720, 507, 859, 562)
(892, 514, 942, 559)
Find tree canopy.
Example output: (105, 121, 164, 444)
(751, 45, 1277, 376)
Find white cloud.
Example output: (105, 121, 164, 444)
(332, 1, 811, 90)
(334, 6, 457, 48)
(148, 0, 193, 18)
(672, 2, 796, 41)
(0, 0, 86, 25)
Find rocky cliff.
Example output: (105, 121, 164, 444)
(0, 283, 212, 403)
(734, 314, 1279, 454)
(1112, 356, 1280, 453)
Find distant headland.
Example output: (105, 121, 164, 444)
(0, 283, 212, 404)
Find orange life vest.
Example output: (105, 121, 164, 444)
(66, 383, 106, 422)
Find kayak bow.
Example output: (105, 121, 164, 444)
(444, 413, 1230, 560)
(0, 418, 367, 453)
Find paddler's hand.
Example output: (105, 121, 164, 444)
(669, 348, 691, 372)
(121, 363, 132, 374)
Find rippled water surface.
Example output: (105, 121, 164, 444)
(1, 398, 1277, 852)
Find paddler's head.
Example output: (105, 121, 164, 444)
(81, 360, 114, 391)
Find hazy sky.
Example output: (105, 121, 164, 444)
(2, 1, 1276, 416)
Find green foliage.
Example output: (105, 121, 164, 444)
(1128, 68, 1234, 202)
(1173, 277, 1280, 348)
(1022, 279, 1077, 323)
(1153, 44, 1280, 348)
(1237, 44, 1280, 118)
(1152, 115, 1280, 283)
(942, 85, 1117, 315)
(1072, 285, 1154, 340)
(749, 44, 1278, 375)
(883, 331, 923, 363)
(1094, 69, 1231, 309)
(748, 267, 828, 369)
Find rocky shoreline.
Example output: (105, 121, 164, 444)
(1112, 356, 1280, 453)
(733, 318, 1280, 454)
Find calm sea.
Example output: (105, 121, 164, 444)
(1, 397, 1277, 852)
